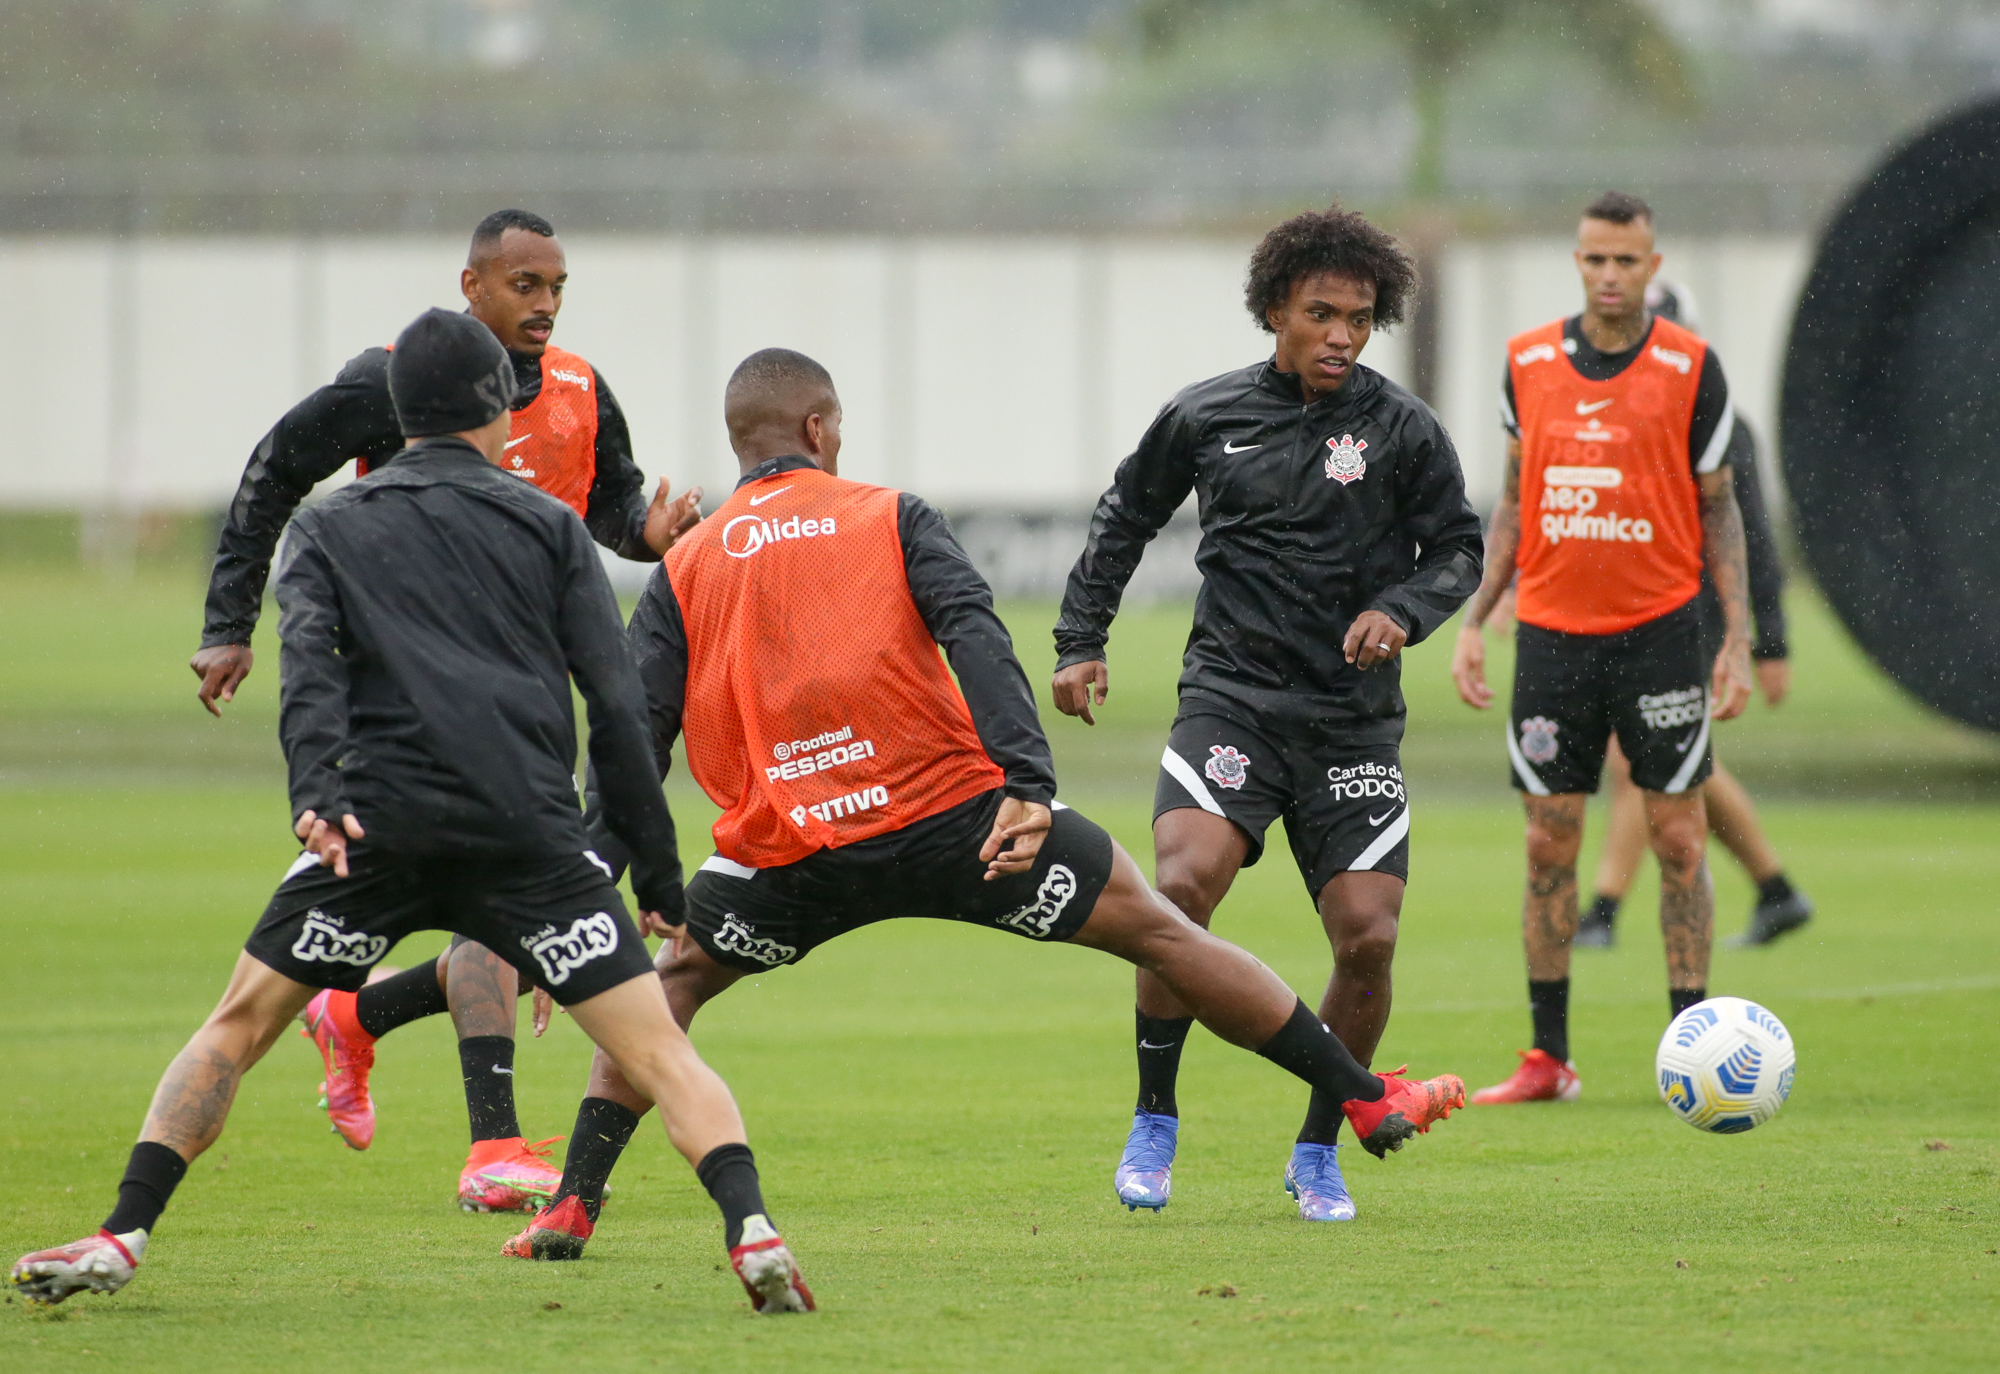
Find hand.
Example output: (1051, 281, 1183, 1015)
(1451, 622, 1493, 708)
(1711, 636, 1754, 721)
(1755, 658, 1791, 707)
(1343, 610, 1407, 670)
(637, 909, 684, 938)
(531, 986, 558, 1038)
(1051, 660, 1109, 726)
(979, 797, 1051, 880)
(643, 479, 705, 556)
(191, 644, 254, 717)
(293, 809, 365, 878)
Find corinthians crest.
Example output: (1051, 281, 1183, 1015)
(1204, 744, 1251, 790)
(1519, 716, 1560, 765)
(1324, 434, 1368, 484)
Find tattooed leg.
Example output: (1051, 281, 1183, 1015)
(445, 937, 523, 1040)
(1521, 794, 1588, 982)
(1645, 790, 1714, 991)
(140, 952, 318, 1161)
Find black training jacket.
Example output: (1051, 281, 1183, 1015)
(1705, 420, 1789, 661)
(204, 343, 653, 650)
(275, 439, 683, 914)
(583, 454, 1055, 874)
(1054, 361, 1484, 745)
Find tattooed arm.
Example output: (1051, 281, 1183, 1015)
(1450, 436, 1524, 709)
(1698, 464, 1754, 721)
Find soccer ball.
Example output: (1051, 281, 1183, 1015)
(1655, 996, 1796, 1134)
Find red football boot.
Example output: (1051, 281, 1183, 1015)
(1470, 1049, 1582, 1105)
(1342, 1066, 1468, 1159)
(298, 988, 376, 1150)
(501, 1195, 594, 1261)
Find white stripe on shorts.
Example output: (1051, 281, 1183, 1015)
(282, 850, 323, 883)
(1349, 804, 1412, 872)
(1663, 695, 1713, 794)
(699, 854, 758, 880)
(1505, 725, 1552, 796)
(1159, 746, 1226, 817)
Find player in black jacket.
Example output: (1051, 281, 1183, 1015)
(1051, 206, 1483, 1223)
(201, 210, 702, 1212)
(13, 309, 814, 1316)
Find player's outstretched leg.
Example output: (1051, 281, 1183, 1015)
(12, 954, 316, 1305)
(1068, 844, 1463, 1161)
(524, 972, 812, 1314)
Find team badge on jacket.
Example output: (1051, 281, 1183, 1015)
(1205, 744, 1252, 790)
(1519, 716, 1560, 765)
(1324, 434, 1369, 484)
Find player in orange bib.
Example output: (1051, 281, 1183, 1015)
(1450, 192, 1755, 1104)
(496, 349, 1468, 1263)
(188, 208, 705, 1213)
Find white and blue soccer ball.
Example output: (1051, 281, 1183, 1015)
(1655, 996, 1796, 1134)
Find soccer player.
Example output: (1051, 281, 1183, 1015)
(12, 310, 811, 1315)
(1047, 205, 1485, 1222)
(189, 207, 703, 1212)
(1450, 191, 1755, 1105)
(1577, 282, 1812, 950)
(494, 348, 1466, 1261)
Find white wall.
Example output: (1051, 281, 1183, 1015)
(0, 232, 1800, 516)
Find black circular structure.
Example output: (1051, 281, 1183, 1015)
(1783, 98, 2000, 730)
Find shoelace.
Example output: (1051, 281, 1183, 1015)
(1296, 1148, 1345, 1197)
(507, 1136, 565, 1167)
(1126, 1119, 1175, 1173)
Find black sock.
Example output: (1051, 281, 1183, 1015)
(1296, 1087, 1348, 1147)
(1256, 999, 1381, 1105)
(458, 1035, 522, 1142)
(1134, 1011, 1195, 1117)
(102, 1141, 188, 1237)
(1756, 874, 1795, 907)
(552, 1097, 641, 1223)
(1583, 893, 1620, 927)
(354, 960, 450, 1039)
(1529, 978, 1570, 1063)
(696, 1143, 768, 1250)
(1670, 987, 1707, 1018)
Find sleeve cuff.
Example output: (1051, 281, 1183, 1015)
(1752, 642, 1788, 661)
(1053, 644, 1107, 672)
(1005, 783, 1057, 807)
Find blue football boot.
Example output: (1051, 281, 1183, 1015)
(1113, 1110, 1178, 1212)
(1283, 1142, 1357, 1222)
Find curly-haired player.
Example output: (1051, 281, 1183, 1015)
(1050, 204, 1484, 1222)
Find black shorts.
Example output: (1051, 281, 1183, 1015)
(1153, 710, 1411, 892)
(1509, 596, 1714, 796)
(244, 845, 657, 1005)
(682, 789, 1114, 972)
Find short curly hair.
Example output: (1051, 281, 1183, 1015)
(1245, 204, 1418, 333)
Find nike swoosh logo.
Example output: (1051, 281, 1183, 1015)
(1575, 399, 1613, 415)
(1368, 809, 1396, 826)
(748, 486, 791, 506)
(491, 1066, 513, 1075)
(1138, 1041, 1178, 1050)
(1222, 441, 1261, 454)
(504, 434, 533, 449)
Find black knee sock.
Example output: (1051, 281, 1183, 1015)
(1756, 873, 1795, 907)
(1296, 1088, 1348, 1147)
(696, 1143, 768, 1250)
(1669, 987, 1707, 1018)
(553, 1097, 641, 1222)
(1529, 978, 1570, 1063)
(1255, 1000, 1381, 1106)
(1583, 893, 1621, 927)
(102, 1141, 188, 1237)
(1134, 1011, 1195, 1117)
(354, 960, 451, 1039)
(458, 1035, 522, 1142)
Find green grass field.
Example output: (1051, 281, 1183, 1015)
(3, 556, 1997, 1371)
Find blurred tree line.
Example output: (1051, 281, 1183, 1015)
(1, 0, 1994, 233)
